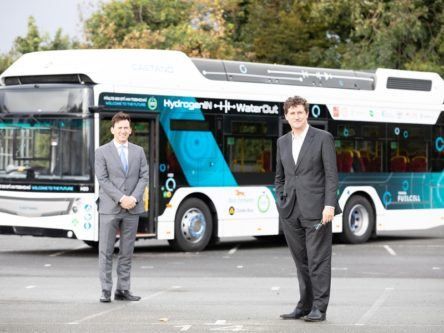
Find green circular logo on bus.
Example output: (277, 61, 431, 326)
(147, 97, 157, 110)
(257, 192, 270, 213)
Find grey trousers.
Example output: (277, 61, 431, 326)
(282, 207, 332, 313)
(99, 211, 139, 291)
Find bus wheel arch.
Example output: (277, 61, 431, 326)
(339, 193, 376, 244)
(169, 194, 217, 252)
(83, 240, 99, 250)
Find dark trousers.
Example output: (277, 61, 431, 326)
(282, 206, 332, 312)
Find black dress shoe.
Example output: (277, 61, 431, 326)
(114, 290, 141, 301)
(280, 307, 311, 320)
(100, 290, 111, 303)
(304, 308, 326, 322)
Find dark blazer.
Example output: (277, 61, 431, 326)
(95, 141, 149, 215)
(275, 126, 341, 219)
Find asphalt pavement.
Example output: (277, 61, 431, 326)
(0, 226, 444, 333)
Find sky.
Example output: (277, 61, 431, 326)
(0, 0, 109, 53)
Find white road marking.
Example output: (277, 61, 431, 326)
(175, 325, 192, 331)
(210, 325, 246, 332)
(206, 320, 227, 325)
(332, 267, 348, 271)
(228, 245, 239, 255)
(44, 264, 51, 267)
(236, 265, 243, 269)
(66, 287, 172, 325)
(334, 244, 444, 249)
(432, 267, 441, 270)
(271, 286, 280, 291)
(355, 287, 394, 326)
(25, 285, 36, 289)
(383, 245, 397, 256)
(49, 245, 88, 257)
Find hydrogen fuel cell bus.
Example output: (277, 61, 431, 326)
(0, 49, 443, 251)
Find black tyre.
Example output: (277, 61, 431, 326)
(339, 195, 375, 244)
(169, 198, 213, 252)
(83, 240, 99, 249)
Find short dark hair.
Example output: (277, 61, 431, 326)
(111, 112, 131, 127)
(283, 96, 309, 115)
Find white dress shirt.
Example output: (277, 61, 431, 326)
(291, 124, 310, 166)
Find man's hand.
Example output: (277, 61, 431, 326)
(322, 206, 335, 224)
(120, 195, 137, 210)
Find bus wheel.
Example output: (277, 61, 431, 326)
(170, 198, 213, 252)
(339, 195, 375, 244)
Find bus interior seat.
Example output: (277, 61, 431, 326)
(390, 155, 408, 172)
(337, 150, 353, 172)
(410, 156, 427, 172)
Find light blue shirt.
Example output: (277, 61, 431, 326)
(113, 140, 128, 163)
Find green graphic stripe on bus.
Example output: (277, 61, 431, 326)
(100, 93, 237, 186)
(339, 172, 444, 209)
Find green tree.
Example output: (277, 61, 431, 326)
(2, 1, 443, 77)
(14, 16, 43, 54)
(15, 16, 77, 53)
(236, 0, 356, 67)
(45, 28, 79, 50)
(84, 0, 239, 58)
(0, 16, 79, 75)
(339, 0, 444, 74)
(240, 0, 444, 75)
(0, 53, 15, 75)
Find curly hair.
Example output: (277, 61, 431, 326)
(283, 96, 309, 115)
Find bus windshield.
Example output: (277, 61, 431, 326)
(0, 117, 93, 181)
(0, 85, 91, 113)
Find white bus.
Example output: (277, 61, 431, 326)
(0, 49, 443, 251)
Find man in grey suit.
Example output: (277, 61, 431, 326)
(275, 96, 341, 322)
(95, 112, 149, 303)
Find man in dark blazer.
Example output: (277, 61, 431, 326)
(95, 112, 149, 303)
(275, 96, 341, 322)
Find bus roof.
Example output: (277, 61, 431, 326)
(0, 49, 441, 87)
(0, 49, 197, 86)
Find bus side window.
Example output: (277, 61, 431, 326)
(226, 136, 273, 173)
(222, 117, 277, 185)
(388, 124, 430, 173)
(334, 120, 384, 173)
(432, 125, 444, 171)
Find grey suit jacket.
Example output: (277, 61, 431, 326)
(275, 126, 341, 219)
(95, 141, 149, 215)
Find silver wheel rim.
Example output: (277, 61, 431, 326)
(180, 208, 206, 244)
(347, 204, 369, 237)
